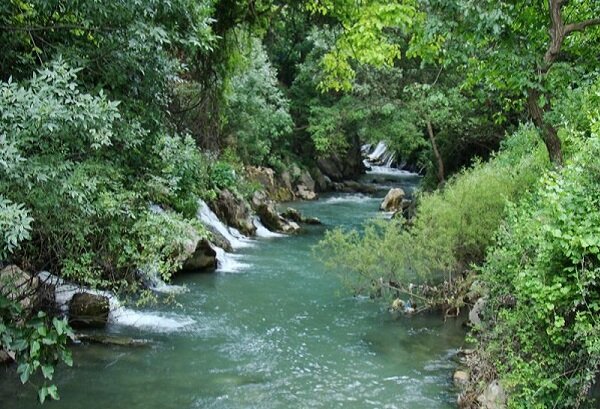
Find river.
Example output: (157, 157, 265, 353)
(0, 169, 466, 408)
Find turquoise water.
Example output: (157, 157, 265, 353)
(0, 172, 466, 408)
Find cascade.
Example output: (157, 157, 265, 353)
(37, 272, 193, 332)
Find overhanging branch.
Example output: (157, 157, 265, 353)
(564, 18, 600, 36)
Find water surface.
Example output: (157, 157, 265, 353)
(0, 171, 465, 408)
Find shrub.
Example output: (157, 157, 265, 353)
(479, 129, 600, 409)
(318, 125, 548, 297)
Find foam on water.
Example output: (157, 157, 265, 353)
(324, 194, 376, 204)
(197, 200, 254, 249)
(37, 272, 194, 332)
(253, 216, 285, 238)
(367, 166, 418, 177)
(140, 266, 187, 294)
(213, 247, 251, 273)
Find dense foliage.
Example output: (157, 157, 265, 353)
(1, 0, 599, 406)
(319, 125, 547, 296)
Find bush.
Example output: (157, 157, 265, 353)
(318, 125, 548, 297)
(224, 37, 294, 166)
(479, 129, 600, 409)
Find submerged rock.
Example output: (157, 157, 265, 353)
(68, 293, 110, 329)
(334, 180, 377, 194)
(73, 334, 150, 347)
(380, 188, 406, 211)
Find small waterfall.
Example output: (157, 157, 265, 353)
(253, 216, 284, 238)
(138, 266, 187, 294)
(362, 140, 418, 176)
(212, 247, 250, 273)
(196, 199, 256, 273)
(368, 142, 388, 162)
(196, 200, 253, 250)
(38, 272, 194, 332)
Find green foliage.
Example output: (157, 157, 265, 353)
(306, 0, 426, 91)
(0, 197, 33, 260)
(126, 210, 207, 283)
(319, 125, 547, 296)
(481, 134, 600, 408)
(224, 37, 294, 166)
(0, 298, 72, 403)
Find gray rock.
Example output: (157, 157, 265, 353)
(68, 293, 110, 329)
(282, 208, 303, 223)
(303, 217, 322, 225)
(477, 380, 507, 409)
(469, 297, 487, 327)
(380, 188, 406, 211)
(0, 265, 41, 312)
(309, 167, 331, 192)
(0, 349, 14, 364)
(181, 239, 217, 272)
(453, 370, 470, 388)
(212, 189, 256, 236)
(296, 184, 317, 200)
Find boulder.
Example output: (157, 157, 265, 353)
(212, 189, 256, 236)
(256, 202, 301, 234)
(280, 220, 301, 234)
(303, 217, 322, 225)
(477, 380, 507, 409)
(181, 239, 217, 272)
(255, 202, 282, 232)
(246, 166, 277, 193)
(0, 265, 41, 312)
(380, 188, 406, 211)
(310, 167, 331, 192)
(298, 170, 316, 193)
(281, 208, 322, 226)
(469, 297, 487, 327)
(282, 208, 303, 223)
(317, 134, 365, 181)
(68, 293, 110, 329)
(296, 184, 317, 200)
(453, 370, 470, 388)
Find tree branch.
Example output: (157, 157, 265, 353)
(564, 18, 600, 36)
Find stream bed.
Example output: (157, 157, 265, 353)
(0, 170, 466, 408)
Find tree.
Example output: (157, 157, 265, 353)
(459, 0, 600, 165)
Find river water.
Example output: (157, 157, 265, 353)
(0, 170, 466, 408)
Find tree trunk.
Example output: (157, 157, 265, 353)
(526, 88, 563, 166)
(530, 0, 600, 166)
(426, 121, 445, 185)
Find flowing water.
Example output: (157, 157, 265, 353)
(0, 170, 466, 409)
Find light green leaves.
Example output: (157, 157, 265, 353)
(0, 196, 33, 259)
(308, 0, 425, 91)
